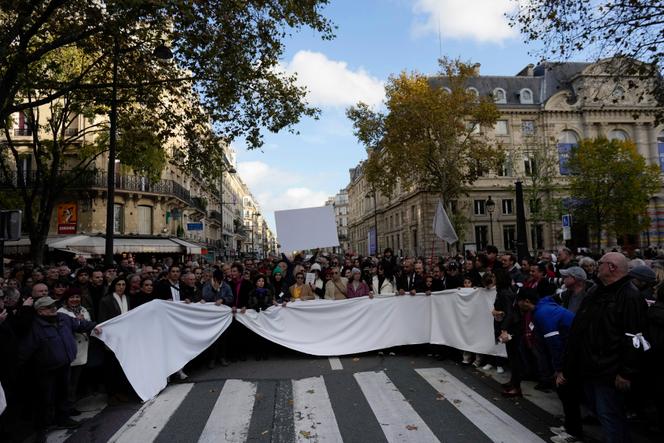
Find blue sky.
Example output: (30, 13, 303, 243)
(235, 0, 539, 230)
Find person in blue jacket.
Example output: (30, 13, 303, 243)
(18, 296, 101, 443)
(520, 288, 583, 443)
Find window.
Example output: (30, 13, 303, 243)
(522, 120, 535, 135)
(494, 120, 508, 136)
(529, 198, 541, 214)
(498, 153, 514, 177)
(502, 199, 514, 215)
(658, 131, 664, 173)
(519, 88, 533, 104)
(608, 129, 629, 141)
(442, 87, 452, 94)
(558, 130, 579, 175)
(113, 204, 124, 234)
(466, 87, 479, 97)
(493, 88, 507, 104)
(466, 121, 480, 134)
(137, 205, 153, 235)
(474, 199, 486, 215)
(411, 205, 416, 222)
(531, 224, 544, 249)
(524, 153, 537, 176)
(475, 225, 488, 251)
(503, 225, 516, 251)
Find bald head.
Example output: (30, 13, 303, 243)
(597, 252, 629, 285)
(31, 283, 49, 299)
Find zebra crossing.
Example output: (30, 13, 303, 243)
(55, 363, 557, 443)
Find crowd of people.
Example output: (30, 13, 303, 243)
(0, 245, 663, 443)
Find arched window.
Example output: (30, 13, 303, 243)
(442, 87, 452, 94)
(519, 88, 533, 104)
(557, 130, 579, 175)
(466, 87, 479, 97)
(608, 129, 629, 141)
(493, 88, 506, 104)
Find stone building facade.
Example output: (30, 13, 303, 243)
(347, 59, 664, 257)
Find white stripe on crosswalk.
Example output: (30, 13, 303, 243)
(292, 376, 343, 442)
(416, 368, 546, 443)
(198, 380, 257, 443)
(328, 357, 343, 370)
(354, 371, 440, 443)
(108, 383, 194, 443)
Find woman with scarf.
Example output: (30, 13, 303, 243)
(269, 267, 289, 305)
(246, 275, 274, 360)
(289, 272, 315, 301)
(57, 290, 92, 415)
(347, 268, 373, 298)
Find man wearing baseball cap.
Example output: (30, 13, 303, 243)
(558, 266, 589, 314)
(17, 296, 101, 442)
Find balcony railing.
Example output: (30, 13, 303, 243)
(0, 169, 201, 207)
(13, 128, 32, 136)
(209, 210, 223, 224)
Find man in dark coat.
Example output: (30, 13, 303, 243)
(563, 252, 648, 443)
(17, 296, 99, 443)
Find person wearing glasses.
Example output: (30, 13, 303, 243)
(324, 267, 348, 300)
(289, 272, 315, 301)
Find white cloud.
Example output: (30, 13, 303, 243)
(284, 50, 385, 108)
(237, 161, 330, 231)
(412, 0, 517, 43)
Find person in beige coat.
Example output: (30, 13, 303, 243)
(289, 272, 316, 301)
(325, 267, 348, 300)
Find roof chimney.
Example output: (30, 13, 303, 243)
(517, 63, 535, 77)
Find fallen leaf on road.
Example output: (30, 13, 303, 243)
(288, 399, 294, 405)
(435, 393, 445, 401)
(300, 430, 311, 438)
(453, 399, 462, 405)
(306, 389, 315, 394)
(406, 425, 418, 431)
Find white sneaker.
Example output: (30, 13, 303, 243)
(177, 369, 188, 380)
(472, 359, 482, 368)
(496, 366, 505, 374)
(549, 426, 565, 435)
(481, 364, 493, 371)
(550, 431, 582, 443)
(388, 351, 396, 356)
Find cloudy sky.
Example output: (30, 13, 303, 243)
(235, 0, 540, 230)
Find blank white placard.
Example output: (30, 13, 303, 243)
(275, 206, 339, 253)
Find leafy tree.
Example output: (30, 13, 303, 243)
(567, 137, 659, 251)
(510, 0, 664, 111)
(514, 135, 563, 249)
(347, 58, 503, 242)
(0, 1, 333, 263)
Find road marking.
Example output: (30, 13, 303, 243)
(108, 383, 193, 443)
(328, 357, 343, 370)
(354, 370, 440, 443)
(416, 368, 546, 443)
(292, 376, 343, 442)
(198, 379, 257, 443)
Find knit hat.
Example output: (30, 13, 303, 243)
(629, 265, 657, 284)
(272, 267, 283, 276)
(351, 267, 361, 275)
(310, 263, 322, 272)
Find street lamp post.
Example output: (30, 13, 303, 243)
(104, 38, 172, 265)
(366, 190, 378, 255)
(486, 195, 495, 247)
(219, 166, 236, 260)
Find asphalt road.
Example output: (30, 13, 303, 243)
(39, 348, 657, 443)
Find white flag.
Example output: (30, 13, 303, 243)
(0, 381, 6, 416)
(433, 199, 458, 244)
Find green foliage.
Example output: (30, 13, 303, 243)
(567, 137, 660, 250)
(347, 58, 503, 204)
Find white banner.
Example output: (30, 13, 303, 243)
(430, 288, 506, 356)
(0, 380, 6, 416)
(96, 289, 504, 401)
(235, 294, 432, 356)
(94, 300, 233, 401)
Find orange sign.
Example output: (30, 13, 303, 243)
(57, 202, 77, 234)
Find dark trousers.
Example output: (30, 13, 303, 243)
(584, 380, 630, 443)
(34, 365, 70, 430)
(104, 350, 129, 397)
(506, 336, 523, 388)
(557, 380, 583, 438)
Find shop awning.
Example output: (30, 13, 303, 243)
(48, 235, 188, 255)
(170, 238, 203, 255)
